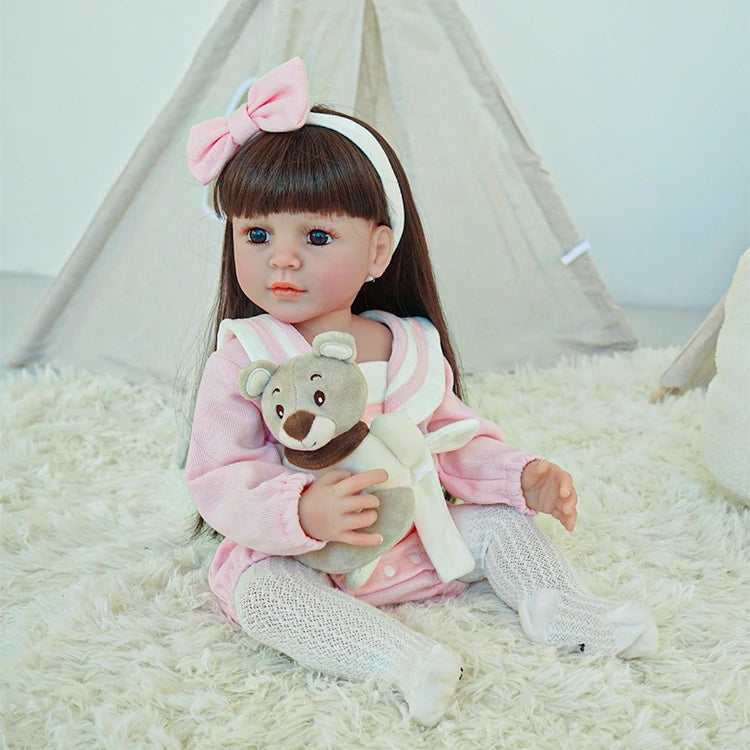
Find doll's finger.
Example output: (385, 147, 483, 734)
(551, 506, 576, 532)
(561, 504, 577, 530)
(564, 487, 579, 513)
(346, 509, 379, 529)
(320, 468, 354, 486)
(341, 468, 389, 494)
(559, 494, 576, 515)
(354, 492, 381, 509)
(559, 472, 574, 498)
(339, 530, 384, 547)
(339, 493, 380, 515)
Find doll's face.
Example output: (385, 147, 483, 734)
(232, 212, 392, 329)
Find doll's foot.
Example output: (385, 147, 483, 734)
(519, 588, 658, 658)
(606, 601, 659, 658)
(400, 643, 462, 727)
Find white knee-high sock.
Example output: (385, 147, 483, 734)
(234, 557, 462, 726)
(452, 504, 658, 658)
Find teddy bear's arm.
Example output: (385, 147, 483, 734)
(423, 419, 480, 455)
(372, 414, 478, 583)
(369, 413, 428, 468)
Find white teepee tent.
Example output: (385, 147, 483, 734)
(8, 0, 635, 385)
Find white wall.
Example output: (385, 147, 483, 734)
(1, 0, 747, 309)
(0, 0, 226, 273)
(459, 0, 749, 308)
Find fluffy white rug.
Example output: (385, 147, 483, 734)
(2, 348, 748, 748)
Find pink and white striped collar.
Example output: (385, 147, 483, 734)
(218, 312, 447, 424)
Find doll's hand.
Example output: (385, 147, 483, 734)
(298, 468, 387, 546)
(521, 459, 578, 531)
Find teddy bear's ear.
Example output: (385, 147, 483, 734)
(238, 361, 278, 400)
(312, 331, 357, 363)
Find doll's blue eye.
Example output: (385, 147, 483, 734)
(307, 230, 332, 246)
(247, 228, 269, 244)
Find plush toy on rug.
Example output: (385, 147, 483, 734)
(238, 331, 478, 590)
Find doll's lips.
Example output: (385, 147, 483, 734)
(270, 282, 305, 298)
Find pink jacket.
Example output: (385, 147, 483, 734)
(185, 312, 539, 621)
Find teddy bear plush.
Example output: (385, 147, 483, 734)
(238, 331, 478, 590)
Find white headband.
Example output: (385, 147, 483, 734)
(306, 112, 404, 248)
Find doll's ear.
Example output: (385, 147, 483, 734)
(368, 224, 395, 279)
(238, 361, 277, 399)
(312, 332, 357, 363)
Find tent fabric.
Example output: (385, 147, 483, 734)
(8, 0, 635, 387)
(651, 296, 725, 402)
(652, 246, 747, 402)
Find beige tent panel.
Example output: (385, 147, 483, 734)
(8, 0, 635, 386)
(650, 296, 724, 402)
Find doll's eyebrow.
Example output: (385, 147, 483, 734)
(272, 387, 280, 394)
(310, 374, 322, 380)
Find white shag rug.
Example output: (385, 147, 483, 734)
(2, 348, 748, 749)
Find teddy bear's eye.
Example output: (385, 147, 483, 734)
(276, 404, 284, 418)
(314, 390, 325, 406)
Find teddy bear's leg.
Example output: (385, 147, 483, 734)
(451, 504, 658, 658)
(235, 556, 462, 726)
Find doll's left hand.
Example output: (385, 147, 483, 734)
(521, 459, 578, 531)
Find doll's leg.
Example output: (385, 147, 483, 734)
(452, 504, 658, 658)
(234, 557, 462, 726)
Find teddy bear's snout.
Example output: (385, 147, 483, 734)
(283, 410, 315, 441)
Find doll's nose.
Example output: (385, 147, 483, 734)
(269, 243, 302, 269)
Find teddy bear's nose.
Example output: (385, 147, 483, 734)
(283, 411, 315, 441)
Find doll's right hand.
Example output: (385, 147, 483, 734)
(298, 468, 387, 546)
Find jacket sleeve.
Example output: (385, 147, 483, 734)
(184, 349, 326, 556)
(426, 363, 541, 514)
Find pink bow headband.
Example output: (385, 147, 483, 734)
(186, 57, 404, 247)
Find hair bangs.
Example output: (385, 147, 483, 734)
(215, 123, 389, 225)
